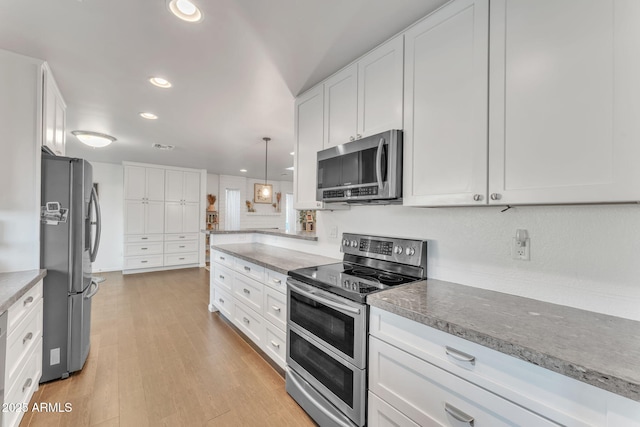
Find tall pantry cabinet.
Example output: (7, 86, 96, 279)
(122, 162, 205, 273)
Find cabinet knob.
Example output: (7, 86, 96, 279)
(356, 134, 362, 139)
(473, 194, 483, 202)
(490, 193, 501, 201)
(349, 136, 355, 142)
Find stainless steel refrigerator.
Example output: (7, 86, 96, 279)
(40, 153, 101, 382)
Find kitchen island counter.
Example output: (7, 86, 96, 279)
(205, 228, 317, 241)
(0, 269, 46, 313)
(368, 279, 640, 403)
(211, 243, 337, 275)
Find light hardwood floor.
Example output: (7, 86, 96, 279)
(21, 268, 315, 427)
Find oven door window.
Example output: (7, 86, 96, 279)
(290, 329, 354, 407)
(289, 291, 355, 358)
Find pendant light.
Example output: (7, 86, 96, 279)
(262, 137, 271, 197)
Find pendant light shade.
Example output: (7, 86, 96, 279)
(262, 137, 271, 197)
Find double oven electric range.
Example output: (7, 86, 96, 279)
(286, 233, 428, 427)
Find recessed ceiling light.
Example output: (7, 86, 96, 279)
(240, 169, 247, 173)
(167, 0, 203, 22)
(290, 152, 295, 156)
(139, 112, 158, 120)
(149, 77, 172, 88)
(71, 130, 116, 148)
(286, 166, 294, 171)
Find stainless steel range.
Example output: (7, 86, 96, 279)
(286, 233, 427, 427)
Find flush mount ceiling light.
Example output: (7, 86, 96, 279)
(286, 166, 294, 171)
(71, 130, 116, 148)
(149, 77, 172, 88)
(139, 112, 158, 120)
(290, 152, 295, 156)
(240, 169, 247, 173)
(167, 0, 203, 22)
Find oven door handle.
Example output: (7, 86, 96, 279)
(375, 136, 384, 190)
(286, 367, 357, 427)
(288, 281, 361, 315)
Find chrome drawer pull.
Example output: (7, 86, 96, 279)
(218, 298, 224, 304)
(272, 278, 282, 284)
(23, 332, 33, 345)
(243, 289, 250, 294)
(444, 403, 474, 425)
(272, 305, 281, 312)
(220, 256, 225, 260)
(179, 236, 185, 239)
(243, 317, 250, 324)
(23, 296, 34, 306)
(271, 340, 280, 349)
(219, 275, 225, 280)
(179, 246, 185, 248)
(141, 248, 148, 250)
(244, 266, 251, 271)
(445, 346, 476, 364)
(141, 237, 148, 240)
(141, 260, 148, 263)
(179, 257, 185, 260)
(23, 378, 33, 393)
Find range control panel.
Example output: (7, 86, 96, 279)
(340, 233, 427, 268)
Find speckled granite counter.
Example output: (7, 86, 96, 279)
(0, 269, 46, 313)
(368, 279, 640, 402)
(211, 243, 338, 275)
(205, 228, 317, 241)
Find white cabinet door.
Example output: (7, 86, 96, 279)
(124, 201, 145, 234)
(145, 168, 165, 201)
(323, 64, 358, 148)
(42, 64, 66, 156)
(294, 86, 325, 210)
(165, 169, 183, 202)
(358, 35, 404, 138)
(53, 96, 65, 156)
(183, 171, 200, 202)
(164, 201, 183, 234)
(124, 166, 146, 200)
(488, 0, 640, 205)
(145, 201, 165, 234)
(182, 202, 200, 233)
(403, 0, 489, 207)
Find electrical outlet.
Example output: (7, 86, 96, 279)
(512, 237, 530, 260)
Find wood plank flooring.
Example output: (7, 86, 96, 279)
(21, 268, 315, 427)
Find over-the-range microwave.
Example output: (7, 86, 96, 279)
(316, 129, 402, 203)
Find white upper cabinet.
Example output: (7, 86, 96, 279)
(488, 0, 640, 204)
(124, 166, 165, 201)
(42, 63, 66, 156)
(323, 36, 404, 150)
(124, 200, 164, 234)
(294, 86, 325, 210)
(357, 36, 404, 138)
(165, 202, 200, 233)
(323, 64, 358, 148)
(403, 0, 489, 207)
(165, 170, 200, 202)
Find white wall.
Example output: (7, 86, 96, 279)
(0, 50, 42, 272)
(305, 204, 640, 321)
(92, 162, 123, 272)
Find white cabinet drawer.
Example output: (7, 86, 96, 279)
(124, 234, 163, 243)
(213, 286, 233, 320)
(212, 250, 234, 268)
(164, 240, 198, 253)
(263, 322, 286, 369)
(234, 257, 265, 282)
(123, 255, 163, 269)
(6, 299, 42, 387)
(3, 343, 41, 427)
(165, 233, 198, 241)
(369, 336, 558, 427)
(164, 252, 198, 266)
(233, 301, 264, 346)
(212, 264, 234, 293)
(370, 308, 595, 426)
(265, 269, 287, 293)
(263, 287, 286, 331)
(368, 391, 420, 427)
(124, 242, 163, 256)
(233, 274, 263, 314)
(8, 281, 42, 332)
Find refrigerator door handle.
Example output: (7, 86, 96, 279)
(85, 280, 100, 300)
(89, 186, 101, 263)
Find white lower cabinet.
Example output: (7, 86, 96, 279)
(209, 252, 288, 369)
(164, 233, 199, 268)
(369, 307, 640, 427)
(3, 280, 43, 427)
(368, 391, 419, 427)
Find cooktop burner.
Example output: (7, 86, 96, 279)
(288, 262, 420, 303)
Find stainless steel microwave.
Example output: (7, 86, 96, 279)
(316, 130, 402, 203)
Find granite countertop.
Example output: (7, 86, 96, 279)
(368, 279, 640, 402)
(0, 269, 47, 313)
(211, 243, 338, 275)
(204, 228, 318, 241)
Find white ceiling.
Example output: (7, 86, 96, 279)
(0, 0, 448, 180)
